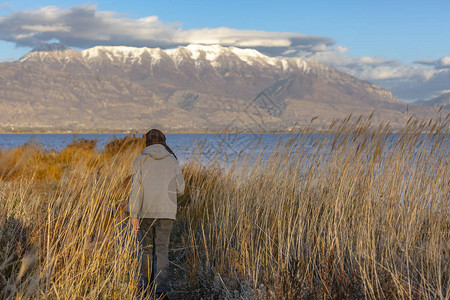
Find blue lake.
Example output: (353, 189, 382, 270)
(0, 133, 286, 150)
(1, 133, 448, 166)
(0, 133, 295, 164)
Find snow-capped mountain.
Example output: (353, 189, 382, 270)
(0, 44, 439, 132)
(22, 44, 309, 71)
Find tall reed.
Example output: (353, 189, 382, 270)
(180, 116, 449, 299)
(1, 136, 144, 299)
(0, 117, 448, 299)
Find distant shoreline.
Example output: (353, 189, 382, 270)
(0, 128, 300, 134)
(0, 129, 212, 134)
(2, 122, 445, 134)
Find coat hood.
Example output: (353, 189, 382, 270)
(142, 144, 171, 160)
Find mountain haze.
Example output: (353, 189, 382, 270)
(0, 44, 442, 132)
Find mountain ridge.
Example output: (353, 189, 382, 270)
(1, 44, 443, 132)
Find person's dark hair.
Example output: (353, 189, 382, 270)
(145, 129, 177, 160)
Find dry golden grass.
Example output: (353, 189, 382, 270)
(0, 135, 144, 299)
(1, 117, 449, 299)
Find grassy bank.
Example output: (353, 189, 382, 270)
(1, 117, 449, 299)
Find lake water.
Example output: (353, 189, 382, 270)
(1, 133, 448, 166)
(0, 133, 294, 164)
(0, 133, 129, 150)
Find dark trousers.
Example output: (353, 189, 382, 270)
(138, 218, 174, 294)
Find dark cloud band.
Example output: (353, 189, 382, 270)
(415, 57, 450, 69)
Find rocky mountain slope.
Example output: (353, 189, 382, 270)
(417, 92, 450, 110)
(0, 44, 443, 132)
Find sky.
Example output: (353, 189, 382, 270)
(0, 0, 449, 102)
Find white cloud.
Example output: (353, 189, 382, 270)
(0, 5, 181, 47)
(0, 5, 333, 55)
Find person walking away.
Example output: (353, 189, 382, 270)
(129, 129, 185, 298)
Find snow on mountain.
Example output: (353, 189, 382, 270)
(82, 46, 151, 64)
(82, 44, 282, 68)
(168, 44, 310, 72)
(21, 44, 311, 74)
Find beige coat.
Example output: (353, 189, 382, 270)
(129, 144, 185, 219)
